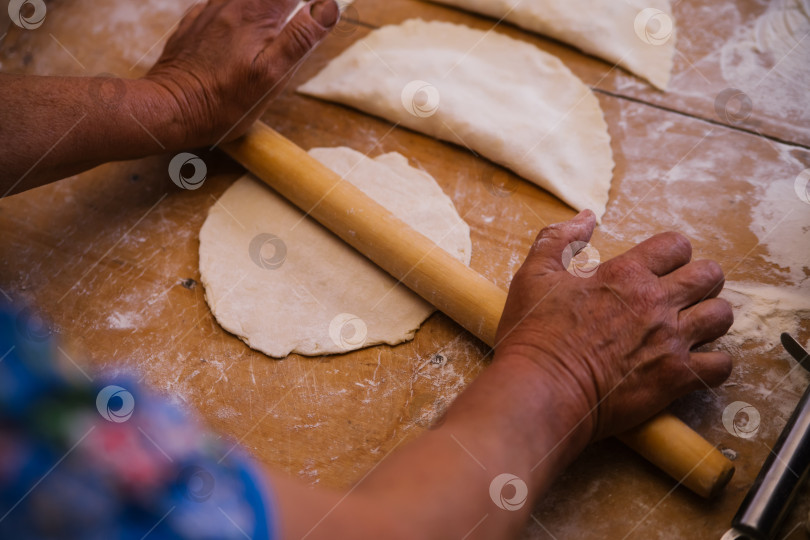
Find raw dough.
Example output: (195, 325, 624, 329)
(430, 0, 676, 90)
(299, 19, 615, 220)
(199, 147, 472, 358)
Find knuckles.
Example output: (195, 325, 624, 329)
(529, 226, 563, 255)
(239, 0, 298, 25)
(532, 218, 587, 251)
(537, 222, 565, 238)
(711, 298, 735, 331)
(658, 231, 692, 263)
(598, 257, 647, 285)
(282, 18, 326, 57)
(599, 258, 671, 317)
(696, 259, 725, 289)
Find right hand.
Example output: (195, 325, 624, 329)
(494, 210, 734, 441)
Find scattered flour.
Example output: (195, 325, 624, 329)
(215, 405, 242, 420)
(747, 152, 810, 286)
(106, 311, 138, 330)
(720, 281, 810, 353)
(719, 0, 810, 134)
(611, 101, 809, 353)
(0, 0, 197, 76)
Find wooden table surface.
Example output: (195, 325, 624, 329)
(1, 1, 809, 538)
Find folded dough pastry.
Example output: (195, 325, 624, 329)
(431, 0, 676, 90)
(299, 19, 615, 220)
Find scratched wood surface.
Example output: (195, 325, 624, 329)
(1, 1, 809, 538)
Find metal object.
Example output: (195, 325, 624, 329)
(720, 529, 749, 540)
(721, 334, 810, 540)
(782, 333, 810, 371)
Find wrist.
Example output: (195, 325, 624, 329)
(492, 351, 595, 452)
(129, 77, 196, 152)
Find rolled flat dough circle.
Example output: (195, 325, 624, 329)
(199, 147, 472, 358)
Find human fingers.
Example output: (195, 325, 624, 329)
(679, 297, 734, 347)
(619, 231, 692, 277)
(238, 0, 302, 26)
(662, 259, 725, 308)
(257, 0, 337, 78)
(680, 351, 734, 392)
(176, 3, 207, 36)
(524, 210, 597, 275)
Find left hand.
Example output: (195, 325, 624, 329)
(145, 0, 338, 147)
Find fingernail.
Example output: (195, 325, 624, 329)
(311, 0, 339, 28)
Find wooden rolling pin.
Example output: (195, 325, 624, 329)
(221, 121, 734, 498)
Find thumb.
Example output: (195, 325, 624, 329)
(265, 0, 338, 68)
(527, 210, 597, 274)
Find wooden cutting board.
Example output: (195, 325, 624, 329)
(1, 0, 808, 537)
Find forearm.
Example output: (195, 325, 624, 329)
(274, 354, 591, 539)
(359, 354, 591, 538)
(0, 74, 185, 196)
